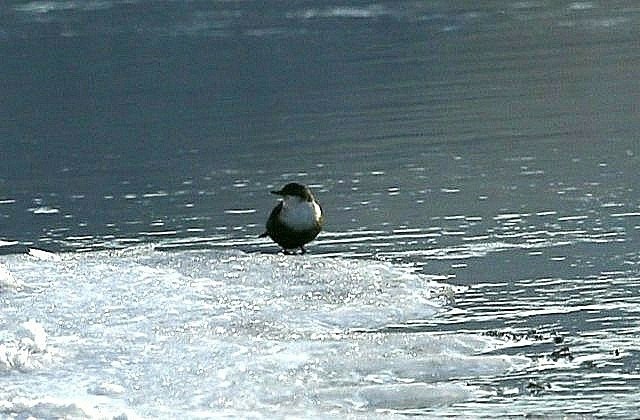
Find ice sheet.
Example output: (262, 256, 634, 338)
(0, 247, 529, 418)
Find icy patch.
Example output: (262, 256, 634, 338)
(0, 247, 530, 417)
(0, 321, 51, 372)
(28, 247, 62, 261)
(18, 321, 47, 353)
(135, 249, 454, 333)
(323, 382, 493, 410)
(88, 382, 126, 396)
(0, 396, 129, 419)
(0, 263, 23, 289)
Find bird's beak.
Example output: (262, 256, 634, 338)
(271, 190, 283, 196)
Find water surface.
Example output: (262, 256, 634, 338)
(1, 0, 640, 418)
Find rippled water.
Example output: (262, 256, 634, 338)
(2, 0, 640, 418)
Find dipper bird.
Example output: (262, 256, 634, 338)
(259, 182, 323, 254)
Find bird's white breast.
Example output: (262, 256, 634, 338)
(279, 196, 321, 231)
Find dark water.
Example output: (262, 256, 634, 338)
(2, 0, 640, 417)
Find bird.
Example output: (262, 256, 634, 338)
(259, 182, 323, 254)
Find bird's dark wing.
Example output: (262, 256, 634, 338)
(318, 202, 324, 227)
(258, 201, 284, 238)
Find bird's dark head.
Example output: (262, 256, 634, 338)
(271, 182, 314, 201)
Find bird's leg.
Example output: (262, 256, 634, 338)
(300, 245, 307, 255)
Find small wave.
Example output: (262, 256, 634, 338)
(611, 212, 640, 218)
(13, 0, 113, 14)
(290, 5, 392, 20)
(223, 208, 257, 215)
(28, 206, 60, 215)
